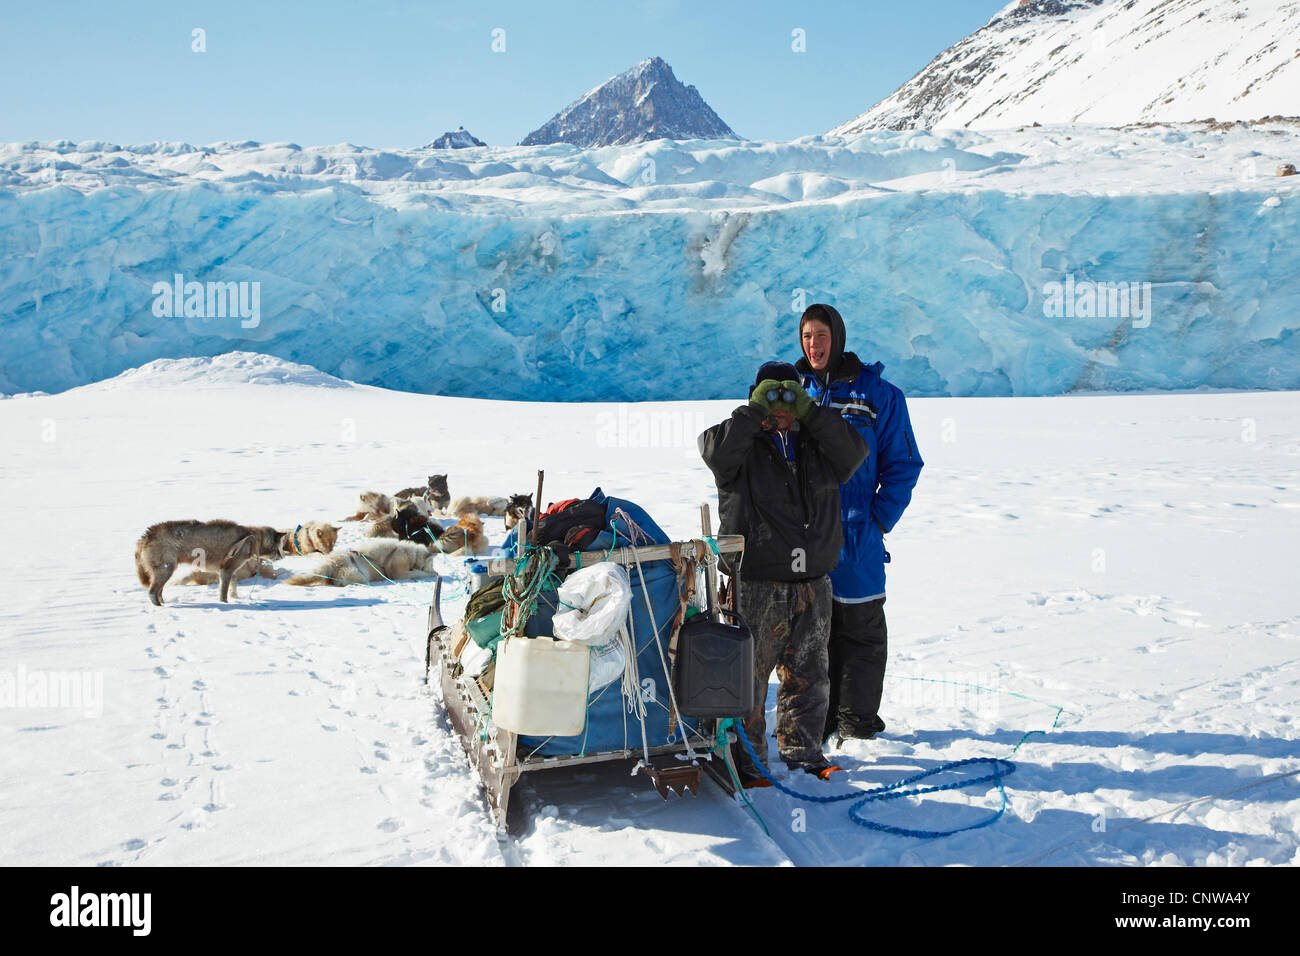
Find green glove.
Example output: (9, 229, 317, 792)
(783, 380, 815, 420)
(749, 379, 786, 413)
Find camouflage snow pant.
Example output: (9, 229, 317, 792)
(733, 576, 832, 774)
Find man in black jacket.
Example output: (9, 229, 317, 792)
(698, 361, 868, 783)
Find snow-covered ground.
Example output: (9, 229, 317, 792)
(1, 355, 1297, 866)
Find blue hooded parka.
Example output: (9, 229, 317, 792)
(796, 304, 924, 603)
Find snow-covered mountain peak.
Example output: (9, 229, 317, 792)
(521, 57, 737, 147)
(426, 126, 487, 149)
(992, 0, 1105, 25)
(832, 0, 1300, 133)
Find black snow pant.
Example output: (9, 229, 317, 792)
(732, 576, 832, 776)
(823, 597, 888, 741)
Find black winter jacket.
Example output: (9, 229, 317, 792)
(698, 402, 868, 582)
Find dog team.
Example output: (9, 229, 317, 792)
(134, 474, 533, 605)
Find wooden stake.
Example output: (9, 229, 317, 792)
(701, 503, 720, 622)
(530, 469, 545, 547)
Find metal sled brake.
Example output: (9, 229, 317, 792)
(425, 528, 746, 831)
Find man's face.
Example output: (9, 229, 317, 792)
(768, 408, 795, 432)
(802, 320, 833, 371)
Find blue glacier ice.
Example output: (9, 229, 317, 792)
(1, 128, 1296, 398)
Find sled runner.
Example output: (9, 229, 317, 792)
(425, 489, 747, 830)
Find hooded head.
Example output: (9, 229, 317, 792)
(752, 360, 800, 390)
(797, 303, 846, 382)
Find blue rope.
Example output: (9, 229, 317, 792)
(725, 718, 1016, 839)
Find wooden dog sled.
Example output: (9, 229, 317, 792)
(425, 502, 746, 830)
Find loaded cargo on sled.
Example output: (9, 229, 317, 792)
(424, 482, 756, 830)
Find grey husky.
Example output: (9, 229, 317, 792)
(135, 520, 286, 605)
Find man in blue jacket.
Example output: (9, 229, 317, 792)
(796, 304, 924, 743)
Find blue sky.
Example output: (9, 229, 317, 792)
(0, 0, 1009, 147)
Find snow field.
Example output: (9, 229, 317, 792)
(0, 358, 1296, 866)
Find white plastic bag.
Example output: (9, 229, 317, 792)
(459, 637, 494, 679)
(552, 562, 633, 693)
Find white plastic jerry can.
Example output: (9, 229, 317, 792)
(492, 636, 591, 737)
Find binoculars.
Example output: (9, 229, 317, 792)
(765, 387, 797, 405)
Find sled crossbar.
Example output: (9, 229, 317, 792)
(482, 534, 743, 577)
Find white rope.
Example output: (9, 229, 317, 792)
(612, 507, 655, 547)
(619, 624, 646, 724)
(624, 606, 654, 774)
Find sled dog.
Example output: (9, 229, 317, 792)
(503, 493, 532, 531)
(367, 503, 444, 543)
(397, 495, 432, 517)
(286, 539, 438, 587)
(135, 520, 286, 605)
(340, 491, 394, 522)
(395, 474, 450, 513)
(447, 492, 532, 526)
(176, 557, 280, 593)
(281, 521, 339, 556)
(429, 514, 488, 556)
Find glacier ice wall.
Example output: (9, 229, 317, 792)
(1, 133, 1297, 398)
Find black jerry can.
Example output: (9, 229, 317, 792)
(674, 612, 754, 718)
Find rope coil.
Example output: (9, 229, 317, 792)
(725, 717, 1017, 839)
